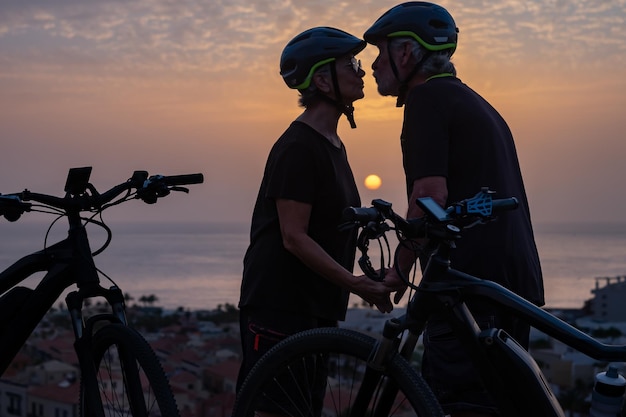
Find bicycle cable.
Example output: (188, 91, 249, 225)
(24, 205, 66, 253)
(83, 216, 112, 257)
(393, 229, 425, 292)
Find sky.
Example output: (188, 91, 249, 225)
(1, 0, 625, 225)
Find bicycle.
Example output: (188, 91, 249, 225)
(0, 166, 203, 417)
(232, 188, 626, 417)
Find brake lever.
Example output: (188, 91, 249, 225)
(170, 186, 190, 194)
(137, 182, 169, 204)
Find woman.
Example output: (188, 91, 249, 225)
(237, 26, 401, 414)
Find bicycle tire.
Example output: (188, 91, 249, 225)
(233, 327, 444, 417)
(79, 323, 180, 417)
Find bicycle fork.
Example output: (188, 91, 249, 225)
(350, 315, 424, 417)
(66, 285, 128, 417)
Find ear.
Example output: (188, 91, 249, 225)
(399, 41, 418, 67)
(312, 72, 333, 94)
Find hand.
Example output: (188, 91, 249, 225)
(353, 267, 411, 313)
(353, 273, 395, 313)
(382, 268, 409, 304)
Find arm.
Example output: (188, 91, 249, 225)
(388, 175, 448, 303)
(276, 198, 396, 313)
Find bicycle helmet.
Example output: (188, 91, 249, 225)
(280, 27, 367, 128)
(280, 26, 366, 90)
(363, 2, 458, 55)
(364, 2, 458, 107)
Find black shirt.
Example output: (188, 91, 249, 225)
(239, 121, 361, 320)
(402, 76, 544, 306)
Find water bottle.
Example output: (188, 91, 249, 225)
(590, 366, 626, 417)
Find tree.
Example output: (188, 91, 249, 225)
(138, 294, 158, 307)
(147, 294, 158, 306)
(124, 292, 134, 305)
(139, 295, 148, 307)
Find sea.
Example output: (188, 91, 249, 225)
(2, 220, 626, 312)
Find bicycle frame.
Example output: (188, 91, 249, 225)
(2, 205, 126, 354)
(0, 219, 130, 416)
(371, 244, 626, 416)
(0, 167, 202, 417)
(229, 192, 626, 416)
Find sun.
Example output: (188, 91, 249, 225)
(364, 174, 382, 190)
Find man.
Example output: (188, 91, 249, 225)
(364, 2, 545, 416)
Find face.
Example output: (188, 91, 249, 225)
(334, 54, 365, 103)
(371, 40, 399, 97)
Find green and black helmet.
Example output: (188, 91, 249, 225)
(280, 26, 366, 90)
(363, 2, 458, 55)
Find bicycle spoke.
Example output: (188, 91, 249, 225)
(233, 328, 444, 417)
(83, 324, 179, 417)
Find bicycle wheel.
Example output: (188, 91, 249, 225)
(80, 323, 180, 417)
(233, 327, 444, 417)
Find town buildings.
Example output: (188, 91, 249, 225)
(589, 276, 626, 322)
(0, 305, 241, 417)
(2, 277, 626, 416)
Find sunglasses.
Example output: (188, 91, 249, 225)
(349, 56, 362, 74)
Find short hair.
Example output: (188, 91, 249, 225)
(389, 37, 456, 77)
(297, 63, 332, 107)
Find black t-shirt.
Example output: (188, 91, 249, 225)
(402, 76, 544, 306)
(239, 121, 361, 320)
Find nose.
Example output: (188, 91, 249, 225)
(371, 55, 379, 70)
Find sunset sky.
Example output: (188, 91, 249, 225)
(1, 0, 625, 225)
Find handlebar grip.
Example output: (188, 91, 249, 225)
(162, 173, 204, 186)
(342, 206, 381, 223)
(492, 197, 519, 212)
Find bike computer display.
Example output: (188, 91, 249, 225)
(416, 197, 450, 222)
(64, 166, 93, 195)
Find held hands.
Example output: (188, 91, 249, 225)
(384, 268, 409, 304)
(354, 268, 408, 313)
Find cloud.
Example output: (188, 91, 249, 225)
(1, 0, 625, 223)
(1, 0, 622, 81)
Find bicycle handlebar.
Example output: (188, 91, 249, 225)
(0, 168, 204, 221)
(342, 188, 518, 280)
(343, 187, 518, 239)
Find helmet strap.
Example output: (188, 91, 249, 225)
(329, 62, 357, 129)
(388, 39, 431, 107)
